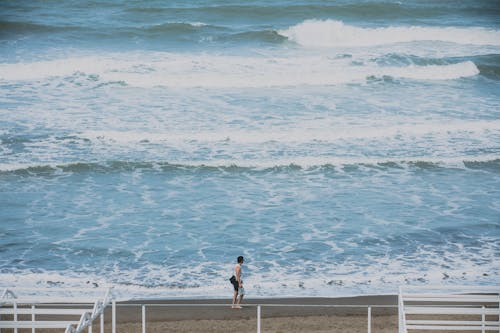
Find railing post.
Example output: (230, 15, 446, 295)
(482, 306, 485, 333)
(32, 305, 35, 333)
(142, 305, 146, 333)
(398, 288, 401, 333)
(257, 305, 261, 333)
(14, 301, 18, 333)
(367, 306, 371, 333)
(112, 300, 116, 333)
(398, 286, 406, 333)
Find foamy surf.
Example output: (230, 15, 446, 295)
(78, 119, 499, 144)
(0, 54, 480, 87)
(2, 0, 499, 300)
(0, 237, 498, 299)
(279, 20, 500, 48)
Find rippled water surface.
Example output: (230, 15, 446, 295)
(1, 0, 499, 298)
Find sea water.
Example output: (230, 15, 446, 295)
(0, 0, 499, 299)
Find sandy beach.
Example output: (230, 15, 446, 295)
(101, 295, 398, 333)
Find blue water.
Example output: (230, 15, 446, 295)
(1, 0, 499, 299)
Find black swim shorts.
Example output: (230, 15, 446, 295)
(231, 279, 239, 291)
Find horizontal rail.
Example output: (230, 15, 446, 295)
(402, 293, 499, 298)
(404, 306, 499, 315)
(0, 321, 78, 328)
(1, 298, 108, 304)
(116, 303, 397, 308)
(406, 320, 500, 326)
(406, 325, 499, 331)
(403, 297, 499, 302)
(401, 285, 500, 291)
(0, 308, 92, 315)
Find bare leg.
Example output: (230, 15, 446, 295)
(232, 290, 239, 308)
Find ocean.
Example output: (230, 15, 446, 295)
(0, 0, 499, 299)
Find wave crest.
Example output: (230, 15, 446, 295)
(279, 20, 500, 48)
(0, 54, 480, 87)
(1, 158, 498, 175)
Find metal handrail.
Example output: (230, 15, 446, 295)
(65, 288, 114, 333)
(112, 302, 398, 333)
(118, 303, 396, 308)
(0, 288, 17, 301)
(398, 286, 407, 333)
(0, 287, 113, 333)
(399, 285, 500, 333)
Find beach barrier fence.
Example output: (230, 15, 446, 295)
(0, 288, 113, 333)
(1, 293, 397, 333)
(1, 299, 396, 333)
(6, 285, 497, 332)
(113, 302, 397, 333)
(398, 285, 500, 333)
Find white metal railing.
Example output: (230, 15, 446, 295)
(2, 285, 498, 332)
(0, 289, 16, 300)
(1, 298, 396, 333)
(114, 302, 397, 333)
(398, 287, 407, 333)
(399, 285, 500, 332)
(0, 286, 400, 333)
(66, 288, 113, 333)
(0, 287, 113, 333)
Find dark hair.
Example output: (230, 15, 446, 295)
(237, 256, 244, 263)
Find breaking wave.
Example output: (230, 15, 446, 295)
(1, 158, 499, 175)
(0, 54, 481, 87)
(279, 20, 500, 48)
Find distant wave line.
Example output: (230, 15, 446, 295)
(0, 20, 82, 35)
(121, 2, 500, 23)
(2, 17, 499, 49)
(1, 156, 498, 174)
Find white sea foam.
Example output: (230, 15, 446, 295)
(151, 155, 500, 169)
(0, 56, 111, 81)
(0, 53, 480, 87)
(189, 22, 207, 27)
(279, 20, 500, 48)
(1, 118, 498, 172)
(381, 61, 479, 80)
(0, 244, 498, 300)
(79, 120, 500, 144)
(0, 162, 59, 172)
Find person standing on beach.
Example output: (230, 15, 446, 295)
(231, 256, 245, 308)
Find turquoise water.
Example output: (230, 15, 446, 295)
(0, 0, 499, 298)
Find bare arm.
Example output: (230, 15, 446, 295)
(235, 265, 242, 285)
